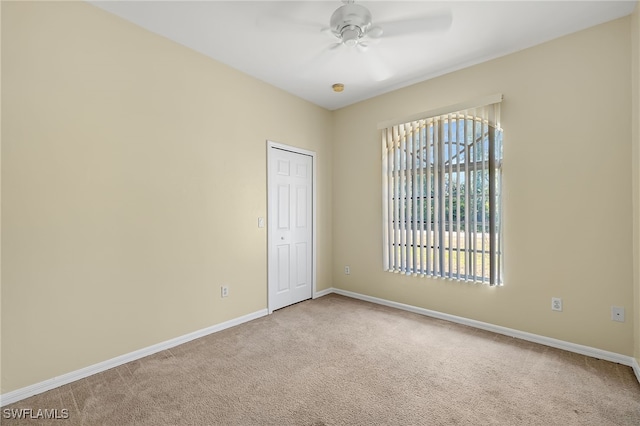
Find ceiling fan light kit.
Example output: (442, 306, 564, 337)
(340, 26, 361, 47)
(330, 2, 378, 47)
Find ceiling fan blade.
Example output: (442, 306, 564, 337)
(256, 14, 321, 33)
(360, 34, 381, 47)
(367, 25, 383, 39)
(377, 12, 452, 38)
(255, 2, 325, 34)
(321, 26, 333, 35)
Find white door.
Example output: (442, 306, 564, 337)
(268, 145, 313, 312)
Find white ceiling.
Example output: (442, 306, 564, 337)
(92, 1, 637, 110)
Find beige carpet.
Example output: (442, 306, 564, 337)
(3, 294, 640, 425)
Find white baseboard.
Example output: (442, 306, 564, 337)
(633, 358, 640, 384)
(313, 287, 333, 298)
(328, 288, 639, 373)
(0, 309, 268, 407)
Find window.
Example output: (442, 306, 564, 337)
(381, 97, 503, 285)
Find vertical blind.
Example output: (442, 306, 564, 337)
(381, 98, 503, 285)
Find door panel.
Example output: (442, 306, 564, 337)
(295, 242, 307, 286)
(296, 186, 307, 228)
(268, 147, 313, 311)
(277, 184, 290, 229)
(277, 245, 290, 293)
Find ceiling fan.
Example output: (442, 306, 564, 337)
(328, 0, 382, 48)
(256, 1, 452, 82)
(326, 0, 452, 50)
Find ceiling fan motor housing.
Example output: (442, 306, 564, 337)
(330, 4, 372, 46)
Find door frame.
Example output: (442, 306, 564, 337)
(266, 140, 317, 314)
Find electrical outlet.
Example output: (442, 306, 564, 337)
(221, 285, 229, 298)
(344, 266, 350, 275)
(611, 306, 625, 322)
(551, 297, 562, 312)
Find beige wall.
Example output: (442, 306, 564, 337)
(632, 5, 640, 368)
(1, 2, 333, 393)
(333, 17, 634, 356)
